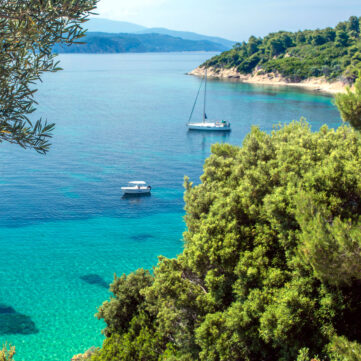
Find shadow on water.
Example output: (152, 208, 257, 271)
(80, 274, 109, 289)
(130, 233, 155, 242)
(0, 305, 16, 314)
(0, 304, 38, 335)
(121, 192, 152, 206)
(122, 193, 152, 199)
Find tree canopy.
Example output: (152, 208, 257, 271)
(0, 0, 97, 154)
(335, 72, 361, 130)
(202, 16, 361, 83)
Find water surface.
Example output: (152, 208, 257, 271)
(0, 52, 341, 361)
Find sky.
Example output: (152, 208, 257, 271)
(95, 0, 361, 41)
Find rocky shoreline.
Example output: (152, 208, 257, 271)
(71, 347, 97, 361)
(189, 66, 349, 95)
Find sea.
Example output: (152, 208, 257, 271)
(0, 52, 342, 361)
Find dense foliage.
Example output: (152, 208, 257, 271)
(0, 0, 97, 153)
(91, 113, 361, 360)
(202, 16, 361, 83)
(53, 32, 228, 53)
(336, 73, 361, 130)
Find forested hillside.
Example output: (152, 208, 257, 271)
(202, 16, 361, 83)
(85, 18, 235, 49)
(53, 32, 227, 53)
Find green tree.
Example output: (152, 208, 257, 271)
(296, 194, 361, 286)
(96, 269, 154, 337)
(348, 16, 360, 36)
(335, 29, 349, 46)
(266, 34, 290, 57)
(324, 27, 336, 42)
(296, 31, 306, 44)
(0, 0, 97, 154)
(93, 120, 361, 361)
(312, 32, 326, 46)
(247, 36, 261, 55)
(327, 336, 361, 361)
(232, 42, 242, 51)
(336, 21, 348, 31)
(335, 73, 361, 130)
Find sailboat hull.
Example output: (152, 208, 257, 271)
(188, 122, 231, 131)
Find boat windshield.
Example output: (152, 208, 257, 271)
(128, 181, 146, 186)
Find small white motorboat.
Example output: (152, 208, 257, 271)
(121, 181, 151, 195)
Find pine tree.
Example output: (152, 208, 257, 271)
(335, 73, 361, 130)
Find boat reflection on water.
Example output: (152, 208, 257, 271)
(187, 130, 231, 153)
(121, 192, 151, 207)
(122, 192, 151, 199)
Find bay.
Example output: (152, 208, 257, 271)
(0, 52, 341, 361)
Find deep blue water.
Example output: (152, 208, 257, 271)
(0, 53, 341, 361)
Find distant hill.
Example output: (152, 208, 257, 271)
(53, 32, 228, 53)
(85, 18, 146, 33)
(137, 28, 234, 49)
(85, 18, 234, 49)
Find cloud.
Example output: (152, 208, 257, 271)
(96, 0, 169, 18)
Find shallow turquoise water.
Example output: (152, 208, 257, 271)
(0, 53, 341, 361)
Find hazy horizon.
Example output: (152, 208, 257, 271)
(94, 0, 360, 41)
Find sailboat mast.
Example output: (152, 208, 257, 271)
(203, 69, 207, 123)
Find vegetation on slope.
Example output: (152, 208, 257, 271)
(202, 16, 361, 83)
(136, 28, 234, 49)
(90, 79, 361, 361)
(336, 72, 361, 130)
(85, 18, 235, 49)
(53, 32, 228, 53)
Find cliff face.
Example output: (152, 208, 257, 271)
(189, 66, 348, 94)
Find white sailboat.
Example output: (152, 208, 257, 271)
(187, 69, 231, 131)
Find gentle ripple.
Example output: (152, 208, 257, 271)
(0, 52, 341, 361)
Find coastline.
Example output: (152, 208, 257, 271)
(189, 66, 350, 95)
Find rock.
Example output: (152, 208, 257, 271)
(188, 66, 349, 94)
(80, 274, 109, 289)
(0, 304, 38, 335)
(0, 304, 16, 314)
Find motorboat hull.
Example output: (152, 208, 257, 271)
(121, 187, 151, 195)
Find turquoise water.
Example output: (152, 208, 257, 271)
(0, 53, 341, 361)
